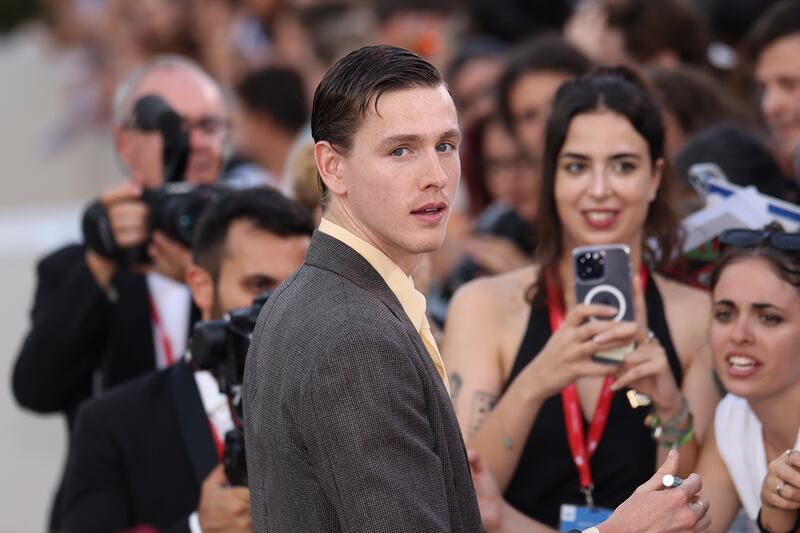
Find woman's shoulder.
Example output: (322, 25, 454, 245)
(652, 273, 711, 361)
(450, 265, 538, 317)
(653, 273, 711, 309)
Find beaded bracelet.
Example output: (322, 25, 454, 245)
(644, 397, 694, 449)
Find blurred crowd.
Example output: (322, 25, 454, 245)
(7, 0, 800, 531)
(27, 0, 799, 294)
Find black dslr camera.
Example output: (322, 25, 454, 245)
(82, 94, 216, 263)
(190, 292, 271, 486)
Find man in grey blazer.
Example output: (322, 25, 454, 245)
(243, 45, 712, 533)
(243, 44, 481, 532)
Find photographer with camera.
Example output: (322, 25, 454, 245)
(12, 56, 229, 529)
(61, 187, 314, 532)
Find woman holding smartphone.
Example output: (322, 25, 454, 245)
(442, 67, 718, 530)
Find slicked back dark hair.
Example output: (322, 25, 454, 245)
(531, 66, 681, 301)
(311, 45, 443, 202)
(192, 187, 314, 281)
(747, 0, 800, 60)
(497, 34, 592, 133)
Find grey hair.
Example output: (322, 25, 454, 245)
(111, 55, 223, 128)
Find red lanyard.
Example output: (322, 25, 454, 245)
(546, 267, 647, 506)
(148, 296, 175, 366)
(207, 419, 225, 462)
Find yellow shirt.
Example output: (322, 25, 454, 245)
(318, 218, 450, 394)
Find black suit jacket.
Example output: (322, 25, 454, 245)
(243, 231, 483, 532)
(62, 360, 219, 533)
(13, 243, 161, 426)
(13, 243, 198, 529)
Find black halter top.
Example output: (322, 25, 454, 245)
(502, 274, 683, 527)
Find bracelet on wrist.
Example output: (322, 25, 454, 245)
(644, 397, 694, 449)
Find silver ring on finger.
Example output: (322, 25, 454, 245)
(689, 496, 707, 513)
(776, 481, 786, 496)
(785, 449, 797, 465)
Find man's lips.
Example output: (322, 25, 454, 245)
(411, 202, 448, 223)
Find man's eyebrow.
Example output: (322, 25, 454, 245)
(379, 134, 421, 147)
(440, 128, 461, 140)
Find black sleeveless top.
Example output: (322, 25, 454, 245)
(503, 276, 683, 528)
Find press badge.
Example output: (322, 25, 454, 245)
(559, 504, 613, 532)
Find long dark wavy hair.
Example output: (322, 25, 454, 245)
(531, 66, 682, 302)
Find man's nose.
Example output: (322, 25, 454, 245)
(424, 149, 450, 189)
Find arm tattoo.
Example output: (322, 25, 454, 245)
(468, 391, 497, 438)
(449, 372, 463, 403)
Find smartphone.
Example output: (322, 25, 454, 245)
(572, 244, 635, 364)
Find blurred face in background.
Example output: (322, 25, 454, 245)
(509, 70, 572, 158)
(451, 56, 504, 130)
(116, 66, 227, 188)
(756, 34, 800, 166)
(482, 119, 540, 222)
(211, 220, 309, 319)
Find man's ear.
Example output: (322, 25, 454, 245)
(186, 263, 214, 315)
(315, 141, 347, 196)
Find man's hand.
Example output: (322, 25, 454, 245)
(85, 182, 147, 290)
(101, 182, 149, 250)
(198, 464, 252, 533)
(599, 450, 710, 533)
(149, 230, 192, 283)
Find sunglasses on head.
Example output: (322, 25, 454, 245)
(718, 229, 800, 252)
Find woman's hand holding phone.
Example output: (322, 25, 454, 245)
(524, 303, 632, 400)
(608, 275, 684, 419)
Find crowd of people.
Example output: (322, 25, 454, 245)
(10, 0, 800, 531)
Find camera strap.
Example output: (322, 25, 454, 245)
(148, 295, 176, 366)
(546, 267, 647, 507)
(207, 419, 225, 462)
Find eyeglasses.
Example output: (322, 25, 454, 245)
(181, 116, 230, 137)
(123, 115, 230, 138)
(718, 229, 800, 252)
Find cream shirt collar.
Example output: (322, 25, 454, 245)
(318, 217, 427, 332)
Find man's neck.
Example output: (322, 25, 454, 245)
(322, 207, 420, 276)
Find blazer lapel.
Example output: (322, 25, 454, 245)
(170, 360, 218, 486)
(303, 232, 448, 394)
(304, 231, 410, 324)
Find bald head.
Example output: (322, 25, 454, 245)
(113, 56, 227, 187)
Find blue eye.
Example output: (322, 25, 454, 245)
(436, 142, 455, 153)
(391, 147, 408, 157)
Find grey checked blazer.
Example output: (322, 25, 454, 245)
(243, 231, 483, 532)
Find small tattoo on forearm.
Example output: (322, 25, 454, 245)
(449, 372, 463, 402)
(468, 391, 497, 438)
